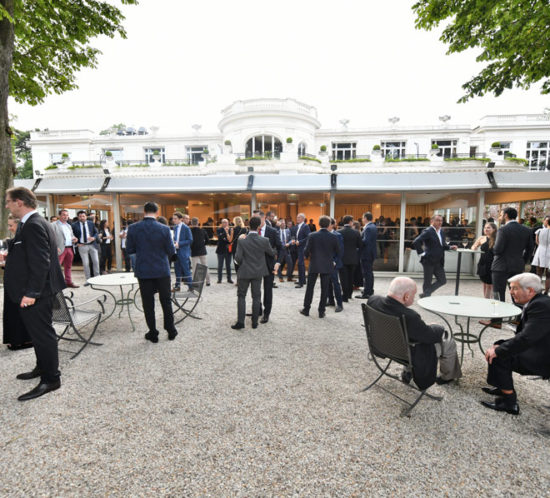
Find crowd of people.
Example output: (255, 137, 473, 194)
(1, 188, 549, 416)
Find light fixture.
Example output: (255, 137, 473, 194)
(103, 168, 110, 175)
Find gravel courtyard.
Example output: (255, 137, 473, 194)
(1, 272, 549, 496)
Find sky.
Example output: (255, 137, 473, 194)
(9, 0, 550, 134)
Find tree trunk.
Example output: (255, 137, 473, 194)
(0, 0, 14, 238)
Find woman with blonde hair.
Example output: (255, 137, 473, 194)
(472, 221, 497, 298)
(231, 216, 248, 273)
(531, 215, 550, 294)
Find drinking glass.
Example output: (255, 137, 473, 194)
(462, 238, 469, 249)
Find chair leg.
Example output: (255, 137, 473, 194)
(361, 359, 392, 392)
(69, 315, 103, 359)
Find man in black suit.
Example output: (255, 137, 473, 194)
(481, 273, 550, 415)
(256, 210, 282, 324)
(338, 215, 362, 302)
(300, 216, 342, 318)
(232, 216, 276, 330)
(3, 187, 66, 401)
(413, 214, 457, 298)
(126, 202, 178, 343)
(72, 210, 99, 285)
(368, 277, 462, 389)
(491, 207, 534, 304)
(292, 213, 311, 288)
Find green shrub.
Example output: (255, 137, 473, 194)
(105, 150, 113, 157)
(118, 163, 150, 168)
(67, 164, 102, 170)
(504, 157, 528, 165)
(491, 141, 501, 148)
(444, 157, 490, 162)
(332, 158, 371, 163)
(224, 140, 231, 146)
(286, 137, 293, 143)
(61, 152, 69, 159)
(320, 145, 327, 152)
(162, 162, 193, 167)
(431, 144, 439, 150)
(45, 164, 58, 170)
(385, 157, 430, 162)
(299, 156, 321, 163)
(236, 156, 272, 161)
(372, 144, 381, 151)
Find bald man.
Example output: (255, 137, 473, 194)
(368, 277, 462, 390)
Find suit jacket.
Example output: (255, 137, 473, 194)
(304, 228, 341, 274)
(338, 225, 362, 265)
(51, 222, 65, 255)
(496, 293, 550, 377)
(262, 224, 282, 271)
(216, 226, 233, 254)
(72, 219, 98, 245)
(491, 221, 534, 274)
(190, 227, 209, 257)
(126, 217, 176, 279)
(292, 222, 311, 248)
(333, 230, 344, 270)
(413, 226, 449, 265)
(4, 213, 65, 303)
(235, 232, 276, 279)
(367, 295, 443, 390)
(174, 222, 193, 256)
(360, 222, 378, 261)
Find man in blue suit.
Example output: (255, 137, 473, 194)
(413, 214, 457, 297)
(171, 212, 193, 291)
(356, 211, 378, 299)
(327, 218, 344, 312)
(72, 210, 99, 285)
(292, 213, 311, 288)
(126, 202, 178, 343)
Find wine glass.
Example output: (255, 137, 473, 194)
(462, 238, 469, 249)
(445, 236, 451, 245)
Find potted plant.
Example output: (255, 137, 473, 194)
(490, 141, 502, 153)
(152, 149, 161, 161)
(105, 150, 113, 157)
(223, 140, 232, 153)
(286, 137, 293, 144)
(61, 152, 70, 161)
(372, 144, 381, 151)
(319, 144, 327, 153)
(429, 143, 440, 155)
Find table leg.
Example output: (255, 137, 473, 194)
(455, 251, 462, 296)
(118, 284, 136, 332)
(90, 285, 117, 323)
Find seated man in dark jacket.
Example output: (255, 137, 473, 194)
(481, 273, 550, 415)
(368, 277, 462, 390)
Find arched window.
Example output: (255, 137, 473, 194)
(298, 142, 306, 156)
(245, 135, 282, 159)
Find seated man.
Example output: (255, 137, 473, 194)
(368, 277, 462, 390)
(481, 273, 550, 415)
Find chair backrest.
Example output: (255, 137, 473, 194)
(362, 303, 411, 367)
(191, 263, 208, 293)
(52, 291, 72, 324)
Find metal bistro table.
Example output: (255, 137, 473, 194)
(417, 295, 521, 364)
(88, 273, 141, 331)
(454, 248, 482, 295)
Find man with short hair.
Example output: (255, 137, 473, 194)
(356, 212, 377, 299)
(292, 213, 311, 288)
(3, 187, 66, 401)
(172, 211, 193, 291)
(216, 218, 233, 283)
(413, 214, 457, 298)
(481, 273, 550, 415)
(338, 215, 362, 301)
(126, 202, 178, 343)
(368, 277, 462, 388)
(265, 210, 276, 227)
(72, 210, 100, 285)
(56, 209, 79, 288)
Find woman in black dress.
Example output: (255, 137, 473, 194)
(231, 216, 248, 274)
(98, 219, 114, 274)
(472, 221, 497, 298)
(2, 215, 32, 350)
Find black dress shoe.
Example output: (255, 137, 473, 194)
(342, 298, 348, 303)
(144, 331, 159, 343)
(260, 315, 269, 324)
(401, 370, 412, 385)
(272, 283, 278, 288)
(8, 342, 33, 351)
(354, 294, 370, 299)
(326, 301, 335, 307)
(295, 284, 303, 288)
(252, 321, 258, 329)
(481, 396, 520, 415)
(335, 306, 343, 312)
(18, 380, 61, 401)
(227, 279, 234, 284)
(217, 280, 222, 284)
(167, 330, 178, 341)
(16, 368, 41, 380)
(435, 376, 454, 385)
(419, 293, 426, 298)
(299, 309, 309, 317)
(482, 387, 503, 396)
(231, 322, 245, 330)
(318, 311, 326, 318)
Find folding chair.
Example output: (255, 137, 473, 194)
(172, 263, 208, 325)
(361, 303, 442, 417)
(53, 291, 106, 359)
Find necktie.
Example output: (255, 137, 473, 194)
(81, 222, 86, 244)
(281, 230, 286, 244)
(176, 224, 181, 244)
(16, 222, 23, 237)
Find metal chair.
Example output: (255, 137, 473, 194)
(361, 303, 442, 417)
(53, 291, 106, 359)
(171, 263, 208, 324)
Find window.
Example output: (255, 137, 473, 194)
(245, 135, 282, 159)
(332, 142, 356, 160)
(381, 141, 406, 159)
(186, 146, 206, 165)
(50, 152, 70, 164)
(298, 142, 307, 156)
(144, 147, 166, 163)
(432, 139, 457, 158)
(526, 141, 550, 170)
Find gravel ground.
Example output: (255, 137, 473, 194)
(1, 271, 549, 496)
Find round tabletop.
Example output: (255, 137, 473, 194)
(417, 295, 521, 319)
(456, 248, 482, 253)
(88, 273, 138, 287)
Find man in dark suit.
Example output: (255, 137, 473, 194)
(356, 211, 378, 299)
(171, 211, 193, 291)
(300, 216, 342, 318)
(126, 202, 178, 343)
(368, 277, 462, 389)
(327, 218, 344, 312)
(338, 215, 362, 302)
(276, 219, 293, 282)
(72, 210, 99, 285)
(215, 219, 233, 284)
(232, 216, 276, 330)
(3, 187, 66, 401)
(413, 214, 457, 298)
(481, 273, 550, 415)
(292, 213, 311, 288)
(491, 207, 534, 304)
(256, 210, 282, 323)
(190, 217, 211, 286)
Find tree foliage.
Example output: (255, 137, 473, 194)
(13, 128, 32, 178)
(412, 0, 550, 102)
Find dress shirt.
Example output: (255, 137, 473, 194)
(296, 222, 304, 238)
(58, 221, 73, 246)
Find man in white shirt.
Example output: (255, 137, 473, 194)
(56, 209, 79, 288)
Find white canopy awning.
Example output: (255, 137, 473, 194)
(492, 171, 550, 189)
(33, 177, 106, 194)
(106, 175, 250, 193)
(252, 174, 331, 192)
